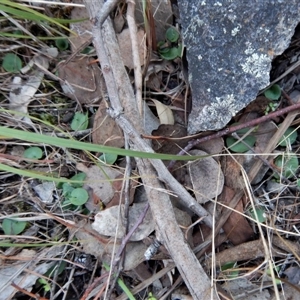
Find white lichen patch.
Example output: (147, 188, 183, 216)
(244, 42, 255, 55)
(241, 52, 270, 81)
(184, 16, 204, 36)
(231, 25, 240, 36)
(189, 93, 239, 132)
(203, 94, 237, 119)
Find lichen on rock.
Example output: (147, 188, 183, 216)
(177, 0, 300, 134)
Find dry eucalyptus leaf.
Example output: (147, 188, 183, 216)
(107, 242, 148, 271)
(92, 100, 125, 148)
(76, 163, 121, 205)
(117, 28, 146, 69)
(74, 221, 147, 271)
(219, 186, 254, 245)
(9, 51, 57, 123)
(194, 137, 224, 156)
(58, 57, 105, 104)
(92, 203, 154, 241)
(188, 150, 224, 204)
(33, 182, 56, 204)
(150, 99, 174, 125)
(69, 3, 92, 52)
(105, 174, 138, 208)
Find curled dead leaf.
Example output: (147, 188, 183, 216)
(188, 150, 224, 203)
(117, 28, 146, 69)
(150, 99, 174, 125)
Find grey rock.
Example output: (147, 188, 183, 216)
(177, 0, 300, 134)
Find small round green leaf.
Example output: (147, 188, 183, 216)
(264, 84, 281, 100)
(69, 188, 89, 206)
(55, 38, 69, 51)
(70, 172, 86, 188)
(2, 53, 22, 73)
(2, 218, 27, 235)
(99, 153, 118, 165)
(159, 47, 180, 60)
(165, 27, 180, 43)
(71, 112, 89, 131)
(274, 154, 299, 179)
(278, 127, 297, 146)
(249, 207, 267, 223)
(24, 147, 43, 159)
(81, 46, 94, 54)
(62, 183, 74, 197)
(226, 135, 256, 153)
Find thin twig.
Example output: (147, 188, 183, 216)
(126, 0, 143, 116)
(168, 99, 300, 170)
(97, 0, 120, 26)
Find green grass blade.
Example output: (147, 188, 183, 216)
(0, 126, 207, 161)
(0, 32, 70, 40)
(103, 262, 136, 300)
(0, 163, 80, 184)
(1, 0, 74, 34)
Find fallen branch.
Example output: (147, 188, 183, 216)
(83, 1, 216, 298)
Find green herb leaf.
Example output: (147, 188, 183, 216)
(69, 188, 89, 205)
(278, 127, 297, 146)
(70, 172, 86, 187)
(159, 47, 180, 60)
(55, 38, 69, 51)
(38, 278, 51, 292)
(264, 84, 281, 100)
(71, 112, 88, 131)
(2, 53, 22, 73)
(249, 207, 267, 223)
(165, 27, 180, 43)
(226, 135, 256, 153)
(221, 261, 239, 278)
(2, 218, 27, 235)
(274, 154, 299, 179)
(24, 147, 43, 159)
(99, 153, 118, 165)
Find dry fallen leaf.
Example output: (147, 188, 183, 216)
(92, 100, 125, 148)
(73, 220, 148, 271)
(117, 28, 146, 69)
(150, 99, 175, 125)
(0, 247, 61, 299)
(9, 49, 57, 123)
(92, 203, 154, 241)
(76, 163, 121, 205)
(58, 57, 105, 104)
(188, 149, 224, 203)
(69, 2, 93, 52)
(219, 186, 254, 245)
